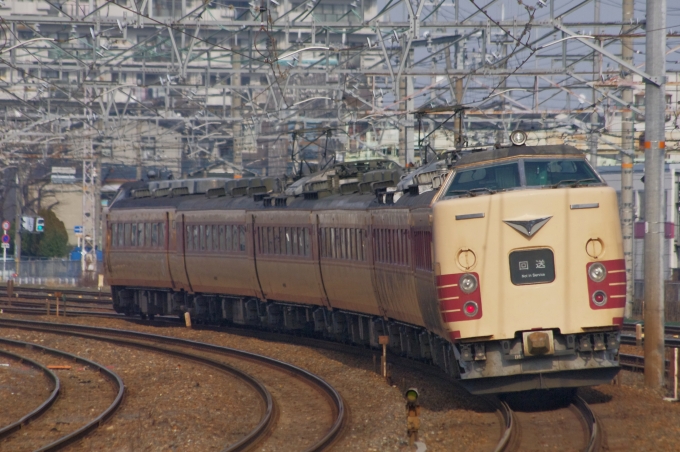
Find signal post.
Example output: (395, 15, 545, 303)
(1, 221, 9, 280)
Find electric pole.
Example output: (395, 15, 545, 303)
(590, 0, 601, 165)
(643, 0, 667, 390)
(12, 168, 21, 276)
(622, 0, 635, 319)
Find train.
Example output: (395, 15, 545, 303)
(105, 131, 624, 394)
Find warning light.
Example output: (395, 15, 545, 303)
(404, 388, 419, 403)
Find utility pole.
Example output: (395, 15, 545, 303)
(590, 0, 601, 165)
(621, 0, 635, 319)
(12, 168, 21, 276)
(82, 139, 97, 277)
(643, 0, 667, 390)
(232, 44, 243, 170)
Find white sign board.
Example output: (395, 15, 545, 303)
(51, 166, 77, 184)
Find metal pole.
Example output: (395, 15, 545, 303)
(589, 0, 600, 165)
(13, 169, 21, 277)
(643, 0, 667, 390)
(622, 0, 635, 319)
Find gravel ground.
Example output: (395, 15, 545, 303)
(0, 338, 116, 451)
(0, 329, 262, 452)
(0, 314, 500, 451)
(580, 352, 680, 451)
(0, 351, 53, 429)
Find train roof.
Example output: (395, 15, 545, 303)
(455, 144, 584, 167)
(110, 159, 437, 213)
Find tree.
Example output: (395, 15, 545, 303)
(35, 210, 69, 258)
(16, 209, 69, 258)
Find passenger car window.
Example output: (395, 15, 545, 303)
(239, 226, 246, 252)
(131, 223, 137, 246)
(151, 223, 158, 247)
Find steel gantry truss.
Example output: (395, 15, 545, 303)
(1, 1, 679, 285)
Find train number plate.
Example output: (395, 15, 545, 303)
(509, 249, 555, 285)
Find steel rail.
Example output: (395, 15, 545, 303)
(623, 322, 680, 337)
(0, 318, 346, 452)
(572, 396, 603, 452)
(621, 334, 680, 348)
(0, 285, 112, 298)
(0, 322, 274, 452)
(489, 397, 518, 452)
(0, 337, 125, 452)
(619, 352, 671, 372)
(0, 348, 61, 439)
(0, 305, 115, 315)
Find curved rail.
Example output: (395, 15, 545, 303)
(0, 318, 346, 452)
(0, 348, 61, 439)
(0, 337, 125, 452)
(572, 395, 603, 452)
(487, 396, 518, 452)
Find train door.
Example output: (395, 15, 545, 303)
(248, 212, 266, 300)
(166, 213, 192, 292)
(181, 214, 194, 292)
(165, 211, 176, 289)
(104, 213, 112, 277)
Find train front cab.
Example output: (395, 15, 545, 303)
(432, 146, 624, 394)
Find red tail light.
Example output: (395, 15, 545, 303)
(463, 301, 479, 317)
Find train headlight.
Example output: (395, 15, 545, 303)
(510, 130, 527, 146)
(459, 273, 478, 293)
(592, 290, 608, 307)
(588, 263, 607, 282)
(463, 301, 479, 317)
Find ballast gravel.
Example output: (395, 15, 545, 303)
(0, 328, 261, 452)
(0, 314, 499, 451)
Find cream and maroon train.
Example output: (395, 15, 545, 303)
(106, 138, 624, 393)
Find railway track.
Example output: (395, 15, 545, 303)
(0, 336, 125, 451)
(0, 285, 111, 307)
(0, 348, 61, 439)
(0, 317, 346, 451)
(493, 393, 603, 452)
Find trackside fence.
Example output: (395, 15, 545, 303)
(0, 259, 104, 288)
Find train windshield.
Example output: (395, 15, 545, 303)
(524, 159, 600, 187)
(447, 163, 521, 196)
(444, 158, 601, 197)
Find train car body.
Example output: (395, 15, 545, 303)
(106, 144, 623, 394)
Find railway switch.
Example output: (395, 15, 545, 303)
(404, 388, 421, 447)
